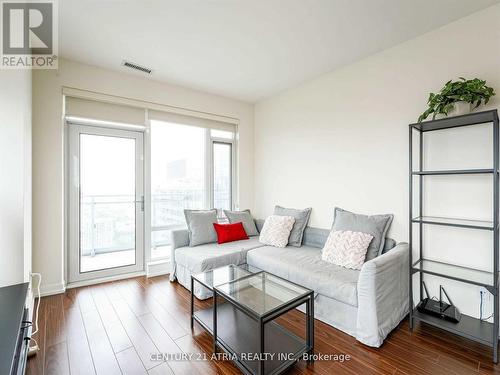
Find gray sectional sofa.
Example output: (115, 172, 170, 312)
(169, 219, 409, 347)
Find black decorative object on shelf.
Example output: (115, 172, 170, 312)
(409, 109, 500, 363)
(416, 282, 461, 323)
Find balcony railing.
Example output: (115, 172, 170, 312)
(81, 189, 230, 257)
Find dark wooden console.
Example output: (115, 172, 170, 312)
(0, 283, 30, 375)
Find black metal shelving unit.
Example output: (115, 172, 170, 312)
(409, 109, 500, 363)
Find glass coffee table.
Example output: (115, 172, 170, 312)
(215, 271, 314, 375)
(190, 264, 253, 331)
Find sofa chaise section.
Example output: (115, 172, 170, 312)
(169, 233, 264, 298)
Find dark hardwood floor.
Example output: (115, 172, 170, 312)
(26, 275, 500, 375)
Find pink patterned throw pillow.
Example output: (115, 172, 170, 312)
(321, 230, 374, 270)
(259, 215, 296, 248)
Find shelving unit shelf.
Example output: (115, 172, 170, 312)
(412, 308, 494, 346)
(409, 109, 500, 363)
(412, 169, 496, 176)
(412, 258, 494, 290)
(411, 216, 494, 230)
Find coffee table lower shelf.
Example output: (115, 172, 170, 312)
(194, 302, 307, 375)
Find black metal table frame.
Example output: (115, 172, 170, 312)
(190, 273, 218, 332)
(190, 267, 254, 331)
(213, 271, 315, 375)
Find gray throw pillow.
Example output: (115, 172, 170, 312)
(332, 207, 393, 261)
(223, 209, 259, 236)
(274, 205, 312, 247)
(184, 209, 218, 247)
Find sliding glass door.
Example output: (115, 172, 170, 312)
(68, 125, 144, 283)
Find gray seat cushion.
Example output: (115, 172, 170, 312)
(175, 236, 265, 273)
(246, 245, 360, 306)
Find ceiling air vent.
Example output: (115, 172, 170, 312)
(122, 60, 152, 74)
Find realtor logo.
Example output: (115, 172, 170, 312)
(1, 0, 58, 69)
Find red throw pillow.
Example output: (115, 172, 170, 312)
(213, 222, 249, 244)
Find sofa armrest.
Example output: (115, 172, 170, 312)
(356, 242, 409, 347)
(169, 229, 189, 281)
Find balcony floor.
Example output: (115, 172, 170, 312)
(81, 249, 135, 273)
(80, 246, 171, 273)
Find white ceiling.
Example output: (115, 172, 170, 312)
(60, 0, 500, 103)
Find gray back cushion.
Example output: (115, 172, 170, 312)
(302, 226, 330, 248)
(382, 238, 397, 254)
(224, 209, 259, 236)
(184, 209, 218, 246)
(332, 207, 393, 261)
(273, 206, 312, 247)
(255, 218, 396, 254)
(256, 219, 265, 232)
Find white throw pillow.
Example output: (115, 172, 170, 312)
(259, 215, 295, 248)
(321, 230, 374, 270)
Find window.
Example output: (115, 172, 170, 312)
(150, 121, 207, 259)
(150, 120, 235, 260)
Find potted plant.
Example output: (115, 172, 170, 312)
(418, 77, 495, 122)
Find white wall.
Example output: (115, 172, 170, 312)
(32, 59, 254, 295)
(254, 5, 500, 319)
(0, 70, 32, 287)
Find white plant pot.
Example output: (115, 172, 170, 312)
(448, 101, 471, 117)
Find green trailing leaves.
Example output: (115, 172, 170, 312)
(418, 78, 495, 122)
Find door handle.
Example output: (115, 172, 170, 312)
(135, 196, 144, 212)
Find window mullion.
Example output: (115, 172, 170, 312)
(205, 129, 213, 210)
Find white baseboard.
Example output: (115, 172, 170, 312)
(37, 281, 66, 297)
(34, 265, 169, 296)
(66, 271, 145, 289)
(146, 260, 170, 278)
